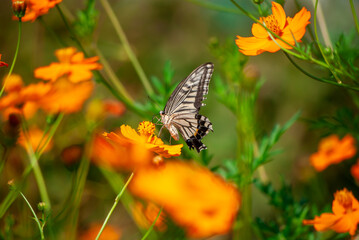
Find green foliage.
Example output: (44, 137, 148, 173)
(253, 179, 316, 240)
(74, 0, 98, 38)
(333, 32, 359, 81)
(139, 61, 177, 114)
(253, 112, 301, 171)
(308, 108, 359, 137)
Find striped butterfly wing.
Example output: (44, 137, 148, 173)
(162, 62, 214, 152)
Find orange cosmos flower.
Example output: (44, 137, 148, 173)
(310, 134, 356, 171)
(303, 188, 359, 236)
(0, 54, 8, 67)
(34, 47, 102, 83)
(131, 201, 167, 231)
(38, 77, 94, 114)
(129, 161, 241, 238)
(18, 126, 53, 153)
(236, 2, 311, 56)
(14, 0, 62, 22)
(0, 77, 50, 119)
(91, 133, 154, 171)
(120, 121, 183, 158)
(80, 224, 121, 240)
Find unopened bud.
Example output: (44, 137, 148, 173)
(12, 0, 27, 18)
(38, 202, 46, 212)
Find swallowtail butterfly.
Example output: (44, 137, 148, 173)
(159, 63, 214, 152)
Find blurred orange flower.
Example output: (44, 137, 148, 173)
(129, 161, 241, 238)
(131, 201, 167, 231)
(0, 54, 8, 67)
(91, 133, 153, 171)
(86, 99, 125, 122)
(351, 160, 359, 182)
(38, 77, 94, 114)
(310, 134, 356, 171)
(0, 77, 50, 119)
(120, 121, 183, 158)
(303, 188, 359, 236)
(14, 0, 62, 22)
(80, 224, 121, 240)
(18, 126, 53, 153)
(235, 2, 311, 56)
(34, 47, 102, 83)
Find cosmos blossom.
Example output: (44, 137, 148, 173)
(129, 161, 241, 238)
(303, 188, 359, 236)
(309, 134, 356, 171)
(235, 2, 311, 56)
(34, 47, 102, 83)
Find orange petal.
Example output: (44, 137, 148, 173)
(282, 7, 311, 42)
(271, 2, 286, 30)
(129, 161, 241, 238)
(34, 63, 70, 82)
(251, 22, 269, 39)
(38, 77, 94, 114)
(303, 213, 340, 231)
(235, 36, 272, 56)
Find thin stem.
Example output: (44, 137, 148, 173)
(95, 172, 135, 240)
(284, 52, 359, 91)
(140, 207, 163, 240)
(92, 45, 134, 103)
(0, 20, 22, 98)
(311, 0, 332, 48)
(349, 0, 359, 35)
(56, 5, 87, 55)
(186, 0, 242, 15)
(99, 0, 154, 96)
(313, 0, 341, 84)
(21, 115, 52, 211)
(35, 113, 64, 158)
(19, 192, 45, 240)
(38, 17, 67, 47)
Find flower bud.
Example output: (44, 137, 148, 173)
(38, 202, 46, 212)
(12, 0, 27, 18)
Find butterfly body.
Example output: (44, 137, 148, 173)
(159, 63, 214, 152)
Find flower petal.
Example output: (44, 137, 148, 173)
(235, 36, 272, 56)
(271, 2, 286, 30)
(282, 7, 311, 42)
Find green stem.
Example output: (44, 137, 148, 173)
(99, 0, 154, 96)
(19, 192, 45, 240)
(284, 52, 359, 91)
(56, 5, 87, 55)
(95, 172, 135, 240)
(92, 45, 134, 103)
(38, 17, 67, 47)
(21, 115, 52, 211)
(313, 0, 341, 84)
(54, 4, 146, 117)
(35, 114, 64, 158)
(140, 207, 163, 240)
(349, 0, 359, 35)
(0, 20, 22, 98)
(186, 0, 242, 15)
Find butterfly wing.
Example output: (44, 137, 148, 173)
(162, 62, 214, 152)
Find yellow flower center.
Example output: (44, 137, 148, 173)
(334, 188, 353, 211)
(137, 121, 155, 137)
(261, 15, 281, 35)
